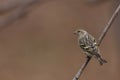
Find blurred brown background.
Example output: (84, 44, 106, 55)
(0, 0, 119, 80)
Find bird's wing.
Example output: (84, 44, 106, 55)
(87, 34, 96, 47)
(79, 34, 98, 53)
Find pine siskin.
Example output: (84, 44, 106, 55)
(74, 29, 107, 65)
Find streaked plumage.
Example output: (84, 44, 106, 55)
(74, 29, 107, 65)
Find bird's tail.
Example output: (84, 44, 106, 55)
(98, 58, 107, 65)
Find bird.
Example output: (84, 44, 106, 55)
(74, 29, 107, 65)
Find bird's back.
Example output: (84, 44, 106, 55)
(79, 33, 99, 55)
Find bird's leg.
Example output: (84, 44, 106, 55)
(86, 56, 92, 59)
(83, 52, 92, 57)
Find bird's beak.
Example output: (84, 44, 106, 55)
(73, 31, 77, 35)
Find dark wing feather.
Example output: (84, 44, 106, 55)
(79, 34, 98, 54)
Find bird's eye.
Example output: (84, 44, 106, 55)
(77, 31, 80, 33)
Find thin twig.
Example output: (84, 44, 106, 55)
(73, 3, 120, 80)
(73, 56, 91, 80)
(0, 0, 44, 28)
(98, 3, 120, 46)
(0, 0, 40, 13)
(0, 6, 27, 28)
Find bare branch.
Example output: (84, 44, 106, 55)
(73, 3, 120, 80)
(0, 6, 27, 28)
(0, 0, 21, 13)
(0, 0, 40, 13)
(73, 56, 91, 80)
(98, 3, 120, 46)
(0, 0, 42, 28)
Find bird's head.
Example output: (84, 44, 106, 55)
(74, 29, 87, 36)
